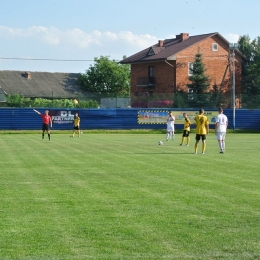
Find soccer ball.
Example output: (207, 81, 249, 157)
(158, 141, 163, 145)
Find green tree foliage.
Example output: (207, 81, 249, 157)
(6, 94, 32, 107)
(186, 50, 210, 107)
(78, 56, 130, 97)
(209, 81, 226, 108)
(238, 35, 253, 62)
(238, 35, 260, 108)
(6, 95, 98, 108)
(173, 92, 188, 108)
(76, 100, 98, 108)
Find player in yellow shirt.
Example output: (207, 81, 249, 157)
(194, 108, 209, 154)
(70, 113, 81, 137)
(179, 112, 191, 146)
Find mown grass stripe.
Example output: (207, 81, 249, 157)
(0, 133, 260, 259)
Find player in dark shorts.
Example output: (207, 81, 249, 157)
(180, 112, 191, 146)
(33, 109, 52, 140)
(70, 113, 81, 137)
(194, 108, 209, 154)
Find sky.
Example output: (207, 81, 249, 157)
(0, 0, 259, 73)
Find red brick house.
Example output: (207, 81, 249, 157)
(120, 32, 245, 107)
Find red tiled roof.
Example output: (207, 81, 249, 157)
(120, 32, 230, 64)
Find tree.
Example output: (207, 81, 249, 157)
(6, 94, 31, 107)
(238, 35, 260, 108)
(209, 81, 226, 108)
(78, 56, 130, 97)
(186, 50, 210, 107)
(238, 35, 253, 62)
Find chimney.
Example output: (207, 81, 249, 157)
(158, 40, 164, 47)
(177, 33, 189, 41)
(25, 72, 31, 79)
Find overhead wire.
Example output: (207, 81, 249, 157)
(0, 57, 95, 61)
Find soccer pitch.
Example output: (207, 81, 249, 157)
(0, 133, 260, 259)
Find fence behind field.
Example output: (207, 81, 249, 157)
(0, 108, 260, 130)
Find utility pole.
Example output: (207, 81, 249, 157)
(229, 43, 239, 130)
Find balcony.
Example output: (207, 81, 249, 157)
(136, 77, 157, 87)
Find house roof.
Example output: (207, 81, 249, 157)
(0, 70, 86, 98)
(120, 32, 245, 64)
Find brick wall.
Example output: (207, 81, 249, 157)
(175, 35, 242, 95)
(131, 60, 176, 94)
(130, 35, 243, 97)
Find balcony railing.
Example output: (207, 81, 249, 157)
(137, 77, 156, 86)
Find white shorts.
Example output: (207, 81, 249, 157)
(167, 124, 174, 132)
(216, 132, 226, 140)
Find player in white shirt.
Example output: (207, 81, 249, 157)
(215, 107, 228, 153)
(166, 112, 175, 141)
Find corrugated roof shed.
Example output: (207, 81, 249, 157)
(0, 70, 86, 98)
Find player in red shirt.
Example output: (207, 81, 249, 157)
(33, 109, 52, 140)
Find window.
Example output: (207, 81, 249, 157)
(212, 43, 218, 51)
(148, 66, 154, 85)
(148, 48, 155, 56)
(188, 62, 194, 76)
(148, 66, 153, 77)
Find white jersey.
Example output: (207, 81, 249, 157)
(215, 114, 228, 132)
(167, 116, 175, 131)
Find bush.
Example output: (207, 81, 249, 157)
(5, 94, 99, 108)
(148, 100, 173, 108)
(6, 94, 33, 107)
(131, 101, 148, 108)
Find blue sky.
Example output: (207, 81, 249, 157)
(0, 0, 258, 73)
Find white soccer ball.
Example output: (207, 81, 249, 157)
(158, 141, 163, 145)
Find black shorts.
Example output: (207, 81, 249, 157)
(182, 130, 190, 137)
(42, 123, 50, 131)
(73, 125, 79, 130)
(195, 134, 206, 141)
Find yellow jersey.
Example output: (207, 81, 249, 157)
(194, 114, 208, 135)
(183, 117, 191, 131)
(73, 116, 80, 127)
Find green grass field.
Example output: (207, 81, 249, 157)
(0, 132, 260, 259)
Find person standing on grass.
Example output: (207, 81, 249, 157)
(215, 107, 228, 153)
(194, 108, 209, 154)
(33, 109, 52, 141)
(70, 113, 80, 137)
(166, 111, 175, 141)
(179, 112, 191, 146)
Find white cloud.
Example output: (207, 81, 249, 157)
(103, 31, 118, 41)
(0, 25, 158, 50)
(224, 33, 240, 43)
(0, 25, 61, 45)
(63, 28, 100, 48)
(166, 34, 176, 39)
(0, 25, 161, 72)
(0, 25, 243, 52)
(0, 25, 24, 37)
(28, 26, 61, 45)
(117, 31, 157, 48)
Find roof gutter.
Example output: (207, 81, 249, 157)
(165, 60, 174, 67)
